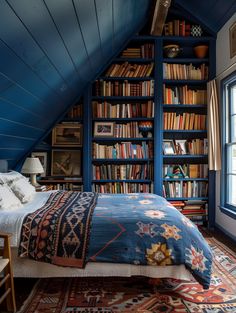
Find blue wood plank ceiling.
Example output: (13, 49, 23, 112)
(0, 0, 235, 168)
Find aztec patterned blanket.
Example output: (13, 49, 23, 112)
(18, 191, 98, 268)
(87, 193, 212, 289)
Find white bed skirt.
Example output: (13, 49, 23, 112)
(12, 248, 194, 281)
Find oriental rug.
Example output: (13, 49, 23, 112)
(18, 237, 236, 313)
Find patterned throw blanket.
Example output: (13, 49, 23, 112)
(19, 191, 98, 268)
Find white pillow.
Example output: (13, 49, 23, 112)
(0, 170, 26, 184)
(10, 178, 36, 203)
(0, 184, 23, 210)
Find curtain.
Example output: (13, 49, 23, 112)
(207, 79, 221, 170)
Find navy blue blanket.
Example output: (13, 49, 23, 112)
(87, 193, 212, 289)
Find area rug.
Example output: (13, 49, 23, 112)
(18, 237, 236, 313)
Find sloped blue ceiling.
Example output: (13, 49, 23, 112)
(0, 0, 151, 169)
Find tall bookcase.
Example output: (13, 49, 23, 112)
(91, 39, 156, 193)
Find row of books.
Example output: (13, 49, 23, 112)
(163, 85, 207, 104)
(65, 104, 82, 119)
(105, 62, 154, 78)
(163, 181, 208, 198)
(163, 20, 192, 37)
(92, 101, 155, 118)
(163, 63, 208, 80)
(120, 43, 154, 58)
(44, 183, 83, 191)
(169, 200, 208, 223)
(94, 122, 148, 138)
(93, 80, 154, 97)
(92, 182, 153, 193)
(163, 164, 208, 179)
(93, 164, 153, 180)
(163, 112, 206, 130)
(163, 139, 208, 155)
(92, 142, 153, 159)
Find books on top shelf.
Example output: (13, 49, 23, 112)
(120, 43, 154, 59)
(163, 20, 192, 37)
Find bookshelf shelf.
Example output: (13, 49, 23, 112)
(163, 104, 207, 109)
(166, 197, 208, 201)
(93, 117, 154, 122)
(163, 58, 209, 63)
(92, 158, 153, 163)
(163, 79, 208, 85)
(163, 178, 208, 181)
(92, 179, 152, 183)
(92, 137, 154, 142)
(99, 76, 155, 81)
(113, 57, 154, 63)
(92, 96, 154, 100)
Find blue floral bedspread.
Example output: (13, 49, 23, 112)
(87, 193, 212, 289)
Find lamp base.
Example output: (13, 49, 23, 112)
(30, 174, 40, 187)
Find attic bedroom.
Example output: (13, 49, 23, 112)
(0, 0, 236, 312)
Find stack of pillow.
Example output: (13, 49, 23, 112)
(0, 171, 36, 210)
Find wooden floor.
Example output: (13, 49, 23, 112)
(0, 227, 235, 312)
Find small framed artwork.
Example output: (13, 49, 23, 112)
(175, 140, 187, 155)
(52, 124, 82, 147)
(229, 22, 236, 58)
(94, 122, 114, 137)
(51, 150, 81, 177)
(162, 140, 176, 155)
(31, 152, 47, 177)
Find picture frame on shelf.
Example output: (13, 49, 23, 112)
(51, 150, 81, 177)
(175, 139, 187, 155)
(52, 124, 82, 147)
(31, 151, 47, 177)
(162, 140, 176, 155)
(94, 122, 114, 137)
(229, 21, 236, 59)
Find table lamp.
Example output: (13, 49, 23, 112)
(21, 157, 44, 186)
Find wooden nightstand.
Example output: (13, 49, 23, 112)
(0, 232, 16, 313)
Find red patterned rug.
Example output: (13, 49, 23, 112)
(18, 237, 236, 313)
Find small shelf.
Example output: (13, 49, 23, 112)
(61, 118, 83, 123)
(92, 137, 154, 142)
(39, 179, 83, 183)
(92, 158, 153, 163)
(92, 96, 154, 100)
(163, 178, 208, 181)
(163, 154, 207, 159)
(163, 104, 207, 109)
(164, 130, 207, 133)
(163, 79, 208, 85)
(163, 58, 208, 63)
(166, 197, 208, 201)
(92, 179, 152, 183)
(93, 117, 154, 121)
(113, 57, 154, 63)
(99, 76, 154, 81)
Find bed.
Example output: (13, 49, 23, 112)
(0, 161, 212, 289)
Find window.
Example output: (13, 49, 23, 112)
(222, 71, 236, 214)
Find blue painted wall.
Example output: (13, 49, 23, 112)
(0, 0, 151, 168)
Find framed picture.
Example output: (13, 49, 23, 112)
(162, 140, 176, 155)
(51, 150, 81, 177)
(229, 22, 236, 58)
(94, 122, 114, 137)
(52, 124, 82, 147)
(175, 140, 187, 155)
(31, 152, 47, 177)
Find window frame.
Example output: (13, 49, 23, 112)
(221, 70, 236, 217)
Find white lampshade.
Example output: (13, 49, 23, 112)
(21, 157, 44, 174)
(21, 157, 44, 187)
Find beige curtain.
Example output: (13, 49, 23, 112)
(207, 79, 221, 170)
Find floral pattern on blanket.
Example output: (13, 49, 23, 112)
(87, 193, 212, 289)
